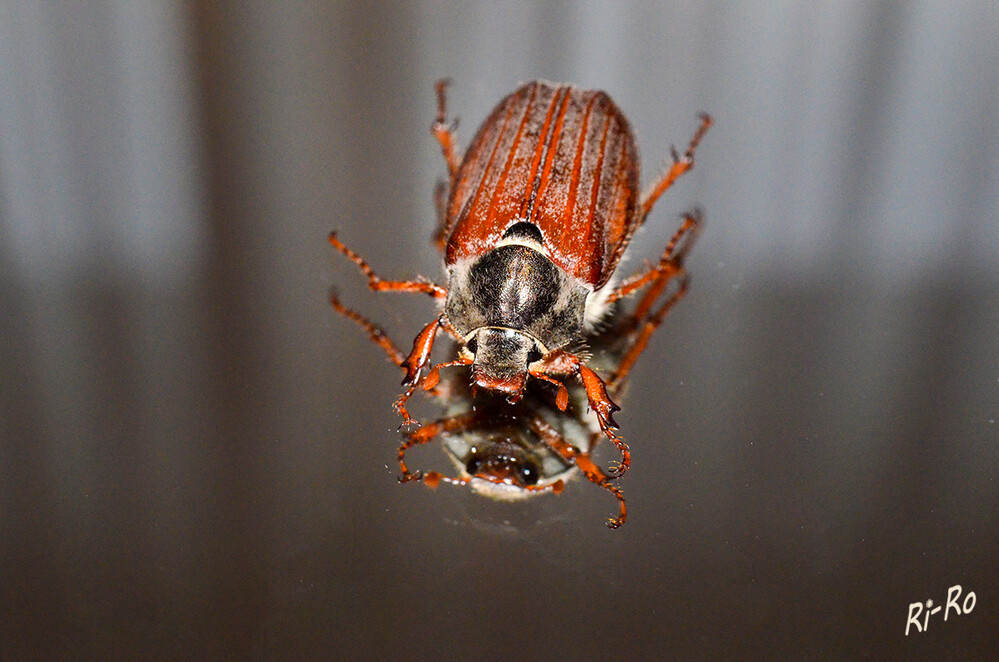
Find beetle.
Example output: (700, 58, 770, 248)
(330, 203, 699, 529)
(330, 79, 710, 478)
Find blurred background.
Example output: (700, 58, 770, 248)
(2, 1, 997, 659)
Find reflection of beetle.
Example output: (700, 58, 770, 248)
(329, 79, 709, 488)
(396, 361, 625, 526)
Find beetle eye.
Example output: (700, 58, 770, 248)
(521, 463, 538, 485)
(527, 346, 542, 364)
(466, 456, 483, 475)
(466, 337, 478, 355)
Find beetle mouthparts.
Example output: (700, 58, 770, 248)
(471, 366, 527, 399)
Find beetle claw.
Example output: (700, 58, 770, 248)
(399, 469, 423, 484)
(397, 417, 421, 432)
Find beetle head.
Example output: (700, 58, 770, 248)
(467, 327, 541, 401)
(465, 439, 541, 487)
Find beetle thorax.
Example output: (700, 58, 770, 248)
(445, 238, 588, 396)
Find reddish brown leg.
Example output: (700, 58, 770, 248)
(606, 213, 701, 393)
(534, 350, 629, 478)
(639, 113, 712, 222)
(422, 356, 474, 391)
(330, 286, 452, 398)
(531, 418, 627, 528)
(392, 382, 423, 430)
(329, 288, 458, 416)
(329, 233, 446, 299)
(432, 79, 461, 181)
(528, 369, 570, 411)
(328, 291, 407, 367)
(394, 315, 466, 426)
(394, 316, 445, 427)
(329, 287, 456, 419)
(606, 212, 700, 305)
(432, 179, 449, 252)
(431, 80, 461, 250)
(608, 275, 690, 394)
(578, 364, 630, 478)
(397, 419, 445, 482)
(398, 411, 479, 486)
(400, 314, 457, 387)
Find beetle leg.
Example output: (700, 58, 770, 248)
(393, 314, 450, 427)
(431, 79, 461, 250)
(530, 417, 628, 528)
(608, 274, 690, 394)
(575, 363, 621, 430)
(606, 212, 700, 393)
(329, 232, 447, 299)
(393, 383, 422, 430)
(398, 414, 468, 482)
(535, 352, 620, 424)
(422, 356, 473, 391)
(432, 179, 449, 252)
(398, 411, 479, 484)
(528, 369, 570, 411)
(574, 440, 628, 528)
(638, 113, 712, 222)
(401, 315, 445, 387)
(432, 78, 461, 181)
(397, 419, 443, 482)
(605, 212, 699, 305)
(329, 290, 407, 367)
(575, 363, 630, 477)
(542, 350, 630, 477)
